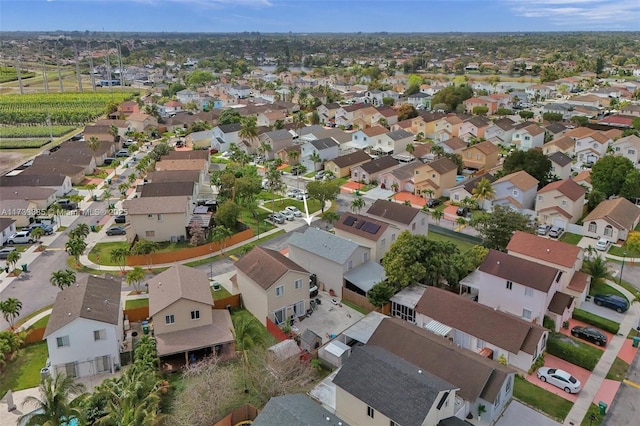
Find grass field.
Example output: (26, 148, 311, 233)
(560, 232, 583, 245)
(30, 314, 50, 330)
(514, 375, 573, 421)
(0, 125, 77, 138)
(0, 342, 49, 397)
(88, 241, 129, 266)
(427, 230, 477, 252)
(606, 357, 630, 381)
(0, 138, 52, 149)
(125, 298, 149, 309)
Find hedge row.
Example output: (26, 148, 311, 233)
(573, 308, 620, 334)
(546, 333, 603, 371)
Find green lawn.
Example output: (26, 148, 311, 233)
(609, 245, 640, 258)
(30, 314, 50, 330)
(230, 309, 277, 347)
(580, 404, 603, 426)
(125, 298, 149, 309)
(239, 209, 276, 234)
(183, 230, 285, 267)
(605, 357, 630, 381)
(589, 282, 627, 300)
(514, 375, 573, 421)
(88, 241, 129, 266)
(211, 286, 232, 300)
(427, 231, 477, 252)
(342, 300, 370, 315)
(0, 342, 49, 396)
(560, 232, 583, 245)
(573, 309, 620, 334)
(14, 305, 53, 329)
(261, 198, 321, 214)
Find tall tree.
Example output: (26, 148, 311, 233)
(131, 239, 159, 270)
(110, 247, 130, 274)
(0, 297, 22, 329)
(19, 374, 87, 426)
(214, 200, 241, 231)
(306, 180, 340, 214)
(87, 136, 100, 157)
(69, 223, 90, 240)
(238, 116, 259, 152)
(582, 256, 613, 287)
(211, 226, 234, 255)
(126, 266, 146, 294)
(367, 281, 397, 308)
(50, 269, 76, 290)
(501, 149, 552, 187)
(65, 238, 87, 265)
(471, 205, 533, 251)
(6, 250, 21, 272)
(590, 155, 634, 198)
(351, 196, 366, 214)
(471, 178, 495, 210)
(405, 143, 415, 160)
(264, 163, 284, 211)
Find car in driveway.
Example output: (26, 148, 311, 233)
(593, 294, 629, 313)
(114, 215, 126, 224)
(537, 224, 551, 236)
(548, 225, 564, 239)
(57, 199, 78, 210)
(537, 367, 581, 393)
(595, 238, 610, 251)
(116, 149, 130, 158)
(285, 206, 303, 217)
(287, 188, 300, 198)
(0, 247, 17, 259)
(25, 223, 54, 235)
(266, 213, 285, 224)
(571, 326, 608, 346)
(7, 231, 35, 245)
(314, 171, 325, 180)
(456, 206, 469, 217)
(279, 210, 295, 221)
(426, 198, 442, 208)
(106, 226, 126, 236)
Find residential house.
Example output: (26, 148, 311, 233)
(567, 94, 605, 109)
(95, 119, 130, 139)
(334, 346, 459, 426)
(431, 115, 463, 142)
(574, 131, 612, 164)
(413, 157, 458, 199)
(123, 196, 193, 243)
(185, 129, 214, 149)
(0, 218, 17, 245)
(351, 156, 400, 185)
(83, 125, 114, 142)
(461, 141, 499, 171)
(44, 275, 123, 378)
(300, 138, 340, 171)
(506, 231, 589, 305)
(317, 103, 341, 124)
(0, 173, 72, 197)
(465, 249, 575, 329)
(349, 126, 388, 151)
(611, 134, 640, 168)
(458, 116, 491, 142)
(288, 227, 371, 299)
(378, 161, 422, 193)
(367, 318, 516, 425)
(154, 158, 209, 175)
(116, 100, 140, 116)
(228, 85, 252, 99)
(440, 136, 467, 155)
(258, 129, 294, 160)
(352, 105, 382, 129)
(535, 179, 587, 226)
(125, 112, 158, 133)
(548, 152, 573, 180)
(365, 199, 429, 236)
(370, 129, 414, 156)
(407, 92, 432, 110)
(212, 122, 242, 152)
(414, 287, 549, 372)
(324, 150, 372, 178)
(335, 104, 368, 127)
(164, 149, 210, 162)
(542, 136, 576, 157)
(620, 104, 640, 117)
(138, 181, 197, 202)
(234, 246, 310, 326)
(148, 265, 235, 366)
(0, 186, 57, 211)
(463, 97, 499, 115)
(545, 122, 569, 140)
(145, 170, 204, 187)
(512, 123, 545, 150)
(571, 170, 592, 192)
(376, 106, 398, 126)
(360, 89, 399, 107)
(0, 199, 39, 227)
(257, 110, 288, 127)
(276, 145, 301, 165)
(491, 170, 539, 213)
(583, 197, 640, 242)
(485, 118, 516, 145)
(526, 84, 555, 100)
(334, 212, 397, 263)
(176, 89, 201, 104)
(253, 394, 348, 426)
(161, 100, 183, 116)
(449, 174, 496, 209)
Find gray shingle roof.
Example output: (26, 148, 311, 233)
(252, 394, 349, 426)
(218, 122, 242, 133)
(309, 137, 339, 151)
(359, 155, 399, 174)
(479, 250, 559, 292)
(288, 227, 359, 264)
(548, 151, 573, 167)
(334, 346, 456, 426)
(386, 129, 413, 141)
(263, 129, 293, 141)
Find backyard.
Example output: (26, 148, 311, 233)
(426, 230, 478, 252)
(0, 341, 49, 397)
(513, 375, 573, 421)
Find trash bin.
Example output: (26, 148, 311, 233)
(92, 195, 97, 201)
(90, 225, 96, 232)
(633, 336, 640, 348)
(355, 189, 360, 196)
(142, 320, 149, 335)
(21, 264, 28, 272)
(107, 178, 112, 185)
(598, 401, 607, 415)
(40, 367, 50, 379)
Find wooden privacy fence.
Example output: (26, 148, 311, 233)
(265, 317, 289, 342)
(342, 287, 391, 315)
(212, 294, 241, 310)
(126, 228, 254, 266)
(213, 404, 259, 426)
(24, 327, 46, 345)
(124, 306, 150, 322)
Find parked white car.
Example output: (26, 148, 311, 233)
(537, 367, 581, 394)
(595, 238, 611, 251)
(7, 231, 35, 245)
(279, 210, 294, 221)
(285, 206, 303, 217)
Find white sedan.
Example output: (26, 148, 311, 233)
(595, 238, 610, 251)
(279, 210, 295, 221)
(537, 367, 581, 394)
(285, 206, 303, 217)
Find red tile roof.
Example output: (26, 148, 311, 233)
(506, 231, 581, 269)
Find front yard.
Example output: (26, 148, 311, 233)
(89, 241, 129, 266)
(514, 375, 573, 421)
(560, 232, 583, 245)
(546, 332, 603, 371)
(0, 342, 49, 397)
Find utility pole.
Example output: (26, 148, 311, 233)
(117, 42, 125, 88)
(105, 43, 113, 94)
(74, 45, 83, 92)
(55, 42, 63, 93)
(40, 45, 49, 94)
(87, 42, 96, 91)
(14, 47, 23, 95)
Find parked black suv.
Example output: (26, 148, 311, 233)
(426, 198, 442, 208)
(57, 199, 78, 210)
(456, 206, 469, 217)
(571, 326, 607, 346)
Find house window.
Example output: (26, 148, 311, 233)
(147, 214, 153, 218)
(556, 271, 563, 283)
(604, 225, 613, 237)
(157, 214, 163, 221)
(65, 362, 77, 378)
(348, 260, 353, 271)
(381, 238, 386, 247)
(512, 190, 519, 197)
(615, 146, 621, 152)
(454, 194, 460, 201)
(506, 281, 513, 290)
(354, 172, 358, 178)
(561, 200, 567, 206)
(466, 152, 471, 158)
(524, 136, 530, 141)
(412, 223, 416, 231)
(367, 406, 375, 418)
(96, 355, 110, 373)
(294, 279, 303, 289)
(629, 149, 636, 155)
(275, 285, 284, 297)
(363, 252, 369, 262)
(538, 195, 543, 201)
(165, 314, 175, 325)
(190, 310, 200, 320)
(522, 309, 532, 320)
(145, 230, 155, 237)
(93, 329, 107, 341)
(495, 390, 502, 407)
(477, 153, 482, 160)
(56, 336, 70, 348)
(390, 421, 399, 426)
(525, 287, 534, 297)
(588, 222, 597, 233)
(506, 376, 513, 393)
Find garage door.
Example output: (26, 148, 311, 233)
(552, 218, 568, 229)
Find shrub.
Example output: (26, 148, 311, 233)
(528, 353, 546, 375)
(573, 309, 620, 334)
(546, 333, 602, 371)
(543, 316, 555, 331)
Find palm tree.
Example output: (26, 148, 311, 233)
(293, 111, 307, 139)
(287, 149, 300, 165)
(431, 144, 445, 158)
(65, 237, 87, 266)
(102, 189, 113, 207)
(422, 188, 435, 200)
(111, 247, 130, 274)
(583, 256, 614, 287)
(351, 196, 366, 214)
(19, 374, 87, 426)
(238, 116, 259, 153)
(265, 163, 284, 211)
(406, 143, 415, 160)
(257, 141, 272, 160)
(48, 203, 64, 228)
(309, 151, 322, 171)
(50, 269, 76, 290)
(87, 136, 100, 158)
(232, 314, 266, 393)
(69, 223, 90, 240)
(109, 124, 119, 142)
(6, 250, 21, 273)
(211, 226, 233, 256)
(30, 226, 45, 243)
(118, 182, 130, 197)
(471, 178, 495, 210)
(126, 266, 146, 294)
(131, 239, 159, 270)
(0, 297, 22, 329)
(128, 173, 137, 185)
(455, 216, 467, 230)
(430, 209, 444, 224)
(86, 183, 97, 200)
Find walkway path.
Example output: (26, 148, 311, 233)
(562, 280, 640, 425)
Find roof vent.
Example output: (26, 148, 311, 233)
(68, 312, 71, 316)
(496, 261, 500, 265)
(546, 248, 550, 253)
(104, 299, 109, 306)
(418, 369, 423, 374)
(87, 308, 91, 311)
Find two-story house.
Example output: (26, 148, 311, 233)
(44, 275, 123, 378)
(583, 197, 640, 243)
(485, 118, 516, 145)
(458, 116, 491, 142)
(234, 246, 311, 326)
(431, 115, 463, 142)
(258, 129, 294, 160)
(439, 136, 467, 155)
(542, 135, 576, 157)
(575, 131, 612, 164)
(413, 157, 458, 199)
(334, 345, 460, 426)
(324, 150, 372, 178)
(511, 123, 545, 150)
(461, 141, 499, 172)
(125, 112, 158, 133)
(257, 110, 288, 128)
(176, 89, 200, 104)
(378, 161, 422, 193)
(491, 170, 539, 213)
(123, 196, 193, 243)
(367, 318, 516, 425)
(535, 179, 587, 227)
(414, 287, 548, 372)
(228, 84, 252, 99)
(300, 137, 340, 171)
(335, 103, 368, 127)
(548, 152, 573, 180)
(349, 126, 388, 151)
(351, 156, 400, 185)
(212, 122, 242, 152)
(0, 173, 72, 198)
(611, 134, 640, 168)
(317, 102, 341, 124)
(148, 265, 235, 366)
(365, 199, 429, 236)
(288, 227, 371, 299)
(449, 174, 496, 210)
(370, 129, 414, 156)
(334, 212, 397, 263)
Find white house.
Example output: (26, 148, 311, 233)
(491, 170, 539, 213)
(574, 131, 612, 164)
(583, 197, 640, 243)
(212, 122, 242, 152)
(512, 123, 545, 150)
(611, 134, 640, 169)
(43, 275, 123, 379)
(300, 137, 340, 171)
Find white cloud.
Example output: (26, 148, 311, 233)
(506, 0, 640, 28)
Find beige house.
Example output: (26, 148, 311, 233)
(125, 112, 158, 133)
(334, 212, 397, 263)
(123, 196, 192, 243)
(351, 155, 400, 184)
(0, 186, 57, 211)
(148, 265, 235, 366)
(365, 199, 429, 236)
(234, 246, 310, 326)
(413, 157, 458, 199)
(324, 150, 371, 178)
(548, 152, 573, 180)
(0, 200, 39, 227)
(611, 134, 640, 169)
(154, 158, 209, 174)
(535, 179, 587, 226)
(542, 135, 576, 157)
(461, 140, 499, 171)
(582, 197, 640, 242)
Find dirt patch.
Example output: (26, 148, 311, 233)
(0, 151, 30, 175)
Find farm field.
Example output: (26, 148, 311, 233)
(0, 66, 35, 83)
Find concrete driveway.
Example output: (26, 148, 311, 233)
(560, 318, 613, 350)
(580, 298, 627, 323)
(526, 354, 592, 402)
(496, 401, 560, 426)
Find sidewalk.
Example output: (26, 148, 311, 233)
(562, 281, 640, 425)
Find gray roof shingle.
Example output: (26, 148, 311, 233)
(253, 394, 349, 426)
(288, 227, 360, 264)
(309, 137, 339, 151)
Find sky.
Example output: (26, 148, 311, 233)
(1, 0, 639, 33)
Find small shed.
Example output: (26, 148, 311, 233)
(267, 339, 300, 362)
(318, 340, 351, 368)
(300, 329, 322, 352)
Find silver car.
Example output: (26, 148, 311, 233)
(537, 367, 581, 393)
(285, 206, 303, 217)
(279, 210, 294, 221)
